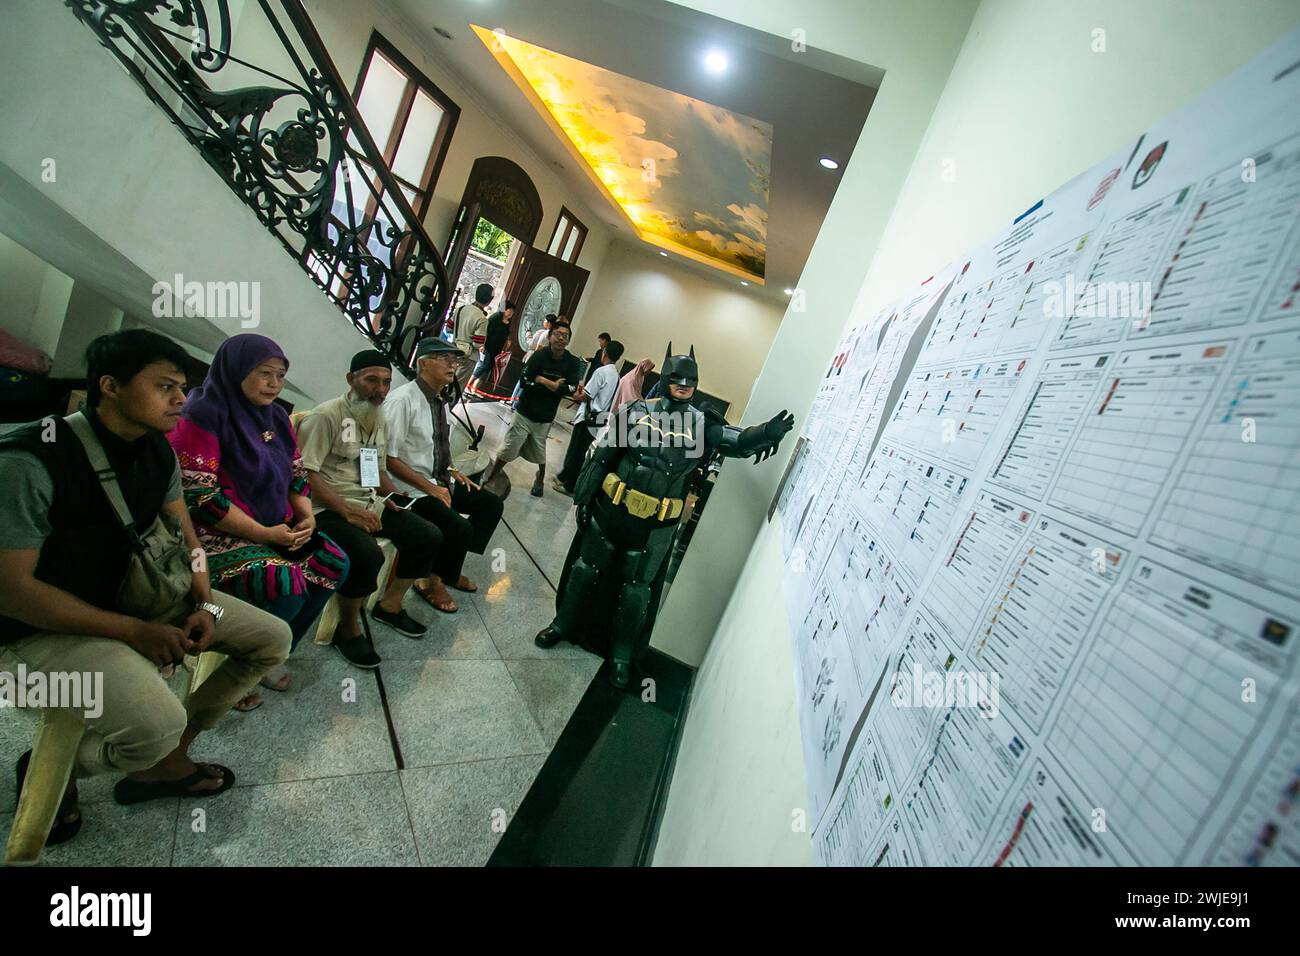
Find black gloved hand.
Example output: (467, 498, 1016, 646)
(750, 409, 795, 462)
(576, 503, 591, 530)
(764, 409, 795, 441)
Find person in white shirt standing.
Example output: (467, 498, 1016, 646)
(384, 338, 504, 614)
(554, 339, 624, 495)
(452, 283, 493, 391)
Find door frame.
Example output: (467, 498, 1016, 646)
(442, 156, 543, 326)
(470, 245, 589, 399)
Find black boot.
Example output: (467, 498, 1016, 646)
(534, 625, 564, 648)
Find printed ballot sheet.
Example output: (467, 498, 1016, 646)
(778, 28, 1300, 866)
(780, 276, 955, 820)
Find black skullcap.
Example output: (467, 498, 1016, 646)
(350, 349, 392, 373)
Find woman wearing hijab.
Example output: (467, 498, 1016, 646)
(168, 334, 349, 711)
(610, 358, 655, 415)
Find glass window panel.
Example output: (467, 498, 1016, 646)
(562, 226, 580, 262)
(548, 221, 567, 256)
(392, 90, 444, 185)
(352, 52, 407, 151)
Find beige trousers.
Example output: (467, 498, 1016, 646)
(0, 593, 290, 778)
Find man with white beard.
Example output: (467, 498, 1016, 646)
(297, 350, 443, 668)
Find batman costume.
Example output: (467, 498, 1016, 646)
(535, 345, 795, 688)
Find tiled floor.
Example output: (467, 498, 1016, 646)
(1, 401, 599, 866)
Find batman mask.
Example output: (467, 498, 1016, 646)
(661, 342, 699, 388)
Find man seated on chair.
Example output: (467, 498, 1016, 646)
(296, 350, 443, 669)
(384, 338, 504, 614)
(0, 330, 292, 846)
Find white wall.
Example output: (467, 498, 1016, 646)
(653, 0, 1300, 866)
(50, 283, 124, 378)
(0, 232, 46, 345)
(29, 268, 74, 361)
(573, 240, 785, 422)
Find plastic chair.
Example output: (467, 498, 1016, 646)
(3, 708, 84, 866)
(4, 654, 220, 866)
(313, 539, 397, 644)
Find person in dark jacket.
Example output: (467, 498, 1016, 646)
(468, 300, 516, 397)
(482, 322, 582, 497)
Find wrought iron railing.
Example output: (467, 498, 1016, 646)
(63, 0, 450, 372)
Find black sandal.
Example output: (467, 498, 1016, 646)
(14, 749, 82, 846)
(113, 763, 236, 805)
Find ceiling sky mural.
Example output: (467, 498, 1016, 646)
(473, 25, 773, 282)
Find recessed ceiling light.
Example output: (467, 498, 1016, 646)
(659, 251, 668, 257)
(741, 280, 749, 286)
(784, 288, 794, 295)
(819, 157, 840, 170)
(434, 26, 453, 40)
(704, 50, 728, 74)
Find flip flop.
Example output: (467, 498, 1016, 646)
(15, 749, 82, 846)
(448, 575, 478, 593)
(113, 763, 236, 805)
(413, 581, 457, 614)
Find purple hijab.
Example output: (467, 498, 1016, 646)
(182, 334, 296, 526)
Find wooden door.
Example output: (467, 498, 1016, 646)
(490, 245, 589, 396)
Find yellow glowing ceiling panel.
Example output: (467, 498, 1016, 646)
(473, 25, 772, 282)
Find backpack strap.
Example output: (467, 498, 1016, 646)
(64, 411, 142, 545)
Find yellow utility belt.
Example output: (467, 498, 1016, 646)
(601, 472, 684, 521)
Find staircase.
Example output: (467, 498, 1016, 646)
(61, 0, 450, 374)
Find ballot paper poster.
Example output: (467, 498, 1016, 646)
(776, 28, 1300, 867)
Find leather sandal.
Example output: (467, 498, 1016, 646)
(412, 580, 457, 614)
(448, 575, 478, 593)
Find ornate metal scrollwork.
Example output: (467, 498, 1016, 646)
(63, 0, 449, 373)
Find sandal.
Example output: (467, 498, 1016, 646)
(113, 762, 236, 805)
(14, 749, 82, 846)
(448, 575, 478, 593)
(412, 580, 457, 614)
(232, 692, 264, 712)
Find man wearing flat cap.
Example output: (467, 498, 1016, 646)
(384, 337, 504, 614)
(296, 349, 444, 667)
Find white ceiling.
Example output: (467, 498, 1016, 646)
(379, 0, 879, 301)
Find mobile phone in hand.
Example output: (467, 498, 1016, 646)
(384, 492, 416, 510)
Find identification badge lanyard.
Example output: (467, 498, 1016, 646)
(350, 419, 381, 489)
(359, 446, 381, 488)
